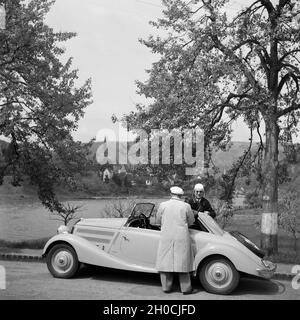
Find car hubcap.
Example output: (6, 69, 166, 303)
(52, 250, 74, 274)
(205, 262, 233, 289)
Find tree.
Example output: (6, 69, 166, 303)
(213, 198, 234, 229)
(0, 0, 92, 211)
(103, 199, 137, 218)
(278, 191, 300, 251)
(122, 0, 300, 254)
(50, 202, 82, 226)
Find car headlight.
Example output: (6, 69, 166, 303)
(261, 259, 274, 269)
(57, 225, 70, 234)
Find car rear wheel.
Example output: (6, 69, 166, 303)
(46, 244, 79, 278)
(199, 256, 240, 295)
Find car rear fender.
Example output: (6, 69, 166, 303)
(43, 234, 156, 273)
(194, 243, 262, 277)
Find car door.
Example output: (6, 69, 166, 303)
(118, 226, 160, 268)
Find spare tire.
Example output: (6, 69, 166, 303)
(230, 231, 265, 259)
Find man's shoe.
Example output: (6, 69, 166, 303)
(163, 289, 172, 293)
(182, 289, 197, 295)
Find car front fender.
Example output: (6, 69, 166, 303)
(43, 233, 95, 258)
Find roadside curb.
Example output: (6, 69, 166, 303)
(0, 253, 44, 263)
(272, 273, 295, 281)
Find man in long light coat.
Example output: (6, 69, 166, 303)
(155, 186, 196, 294)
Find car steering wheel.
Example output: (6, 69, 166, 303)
(138, 213, 149, 229)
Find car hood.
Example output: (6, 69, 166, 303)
(76, 218, 127, 229)
(197, 213, 225, 236)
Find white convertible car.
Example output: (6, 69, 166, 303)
(43, 202, 276, 295)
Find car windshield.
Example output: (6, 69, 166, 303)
(129, 203, 155, 219)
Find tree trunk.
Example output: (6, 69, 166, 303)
(202, 134, 210, 177)
(261, 118, 279, 255)
(293, 235, 297, 252)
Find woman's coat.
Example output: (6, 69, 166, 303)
(155, 197, 196, 273)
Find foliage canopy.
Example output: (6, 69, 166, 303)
(122, 0, 300, 252)
(0, 0, 93, 211)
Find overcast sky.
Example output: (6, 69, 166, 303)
(44, 0, 299, 143)
(45, 0, 164, 142)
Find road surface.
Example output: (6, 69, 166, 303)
(0, 260, 299, 300)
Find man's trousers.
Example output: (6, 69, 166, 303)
(159, 272, 192, 293)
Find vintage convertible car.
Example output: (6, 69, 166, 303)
(43, 202, 276, 295)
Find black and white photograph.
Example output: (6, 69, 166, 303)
(0, 0, 300, 308)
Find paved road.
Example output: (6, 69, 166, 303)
(0, 260, 299, 300)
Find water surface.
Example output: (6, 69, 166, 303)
(0, 198, 163, 241)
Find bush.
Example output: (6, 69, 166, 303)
(244, 190, 263, 208)
(278, 191, 300, 251)
(50, 202, 82, 226)
(112, 173, 122, 186)
(213, 199, 234, 228)
(103, 199, 137, 218)
(0, 237, 50, 249)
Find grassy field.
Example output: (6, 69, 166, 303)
(224, 213, 300, 264)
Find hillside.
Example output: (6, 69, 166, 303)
(212, 141, 252, 171)
(91, 140, 261, 171)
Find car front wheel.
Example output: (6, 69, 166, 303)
(46, 244, 79, 279)
(199, 256, 240, 295)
